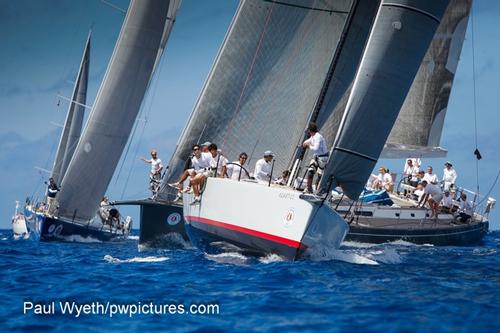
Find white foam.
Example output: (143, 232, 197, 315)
(259, 253, 285, 264)
(341, 240, 379, 248)
(365, 248, 402, 264)
(103, 255, 168, 263)
(304, 247, 379, 265)
(138, 233, 192, 252)
(204, 252, 249, 265)
(1, 237, 8, 241)
(127, 235, 139, 240)
(61, 235, 102, 243)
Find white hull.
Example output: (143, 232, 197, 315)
(183, 178, 348, 260)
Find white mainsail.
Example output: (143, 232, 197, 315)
(51, 32, 91, 185)
(57, 0, 180, 220)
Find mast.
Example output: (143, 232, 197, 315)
(57, 0, 179, 220)
(51, 32, 91, 184)
(317, 0, 451, 199)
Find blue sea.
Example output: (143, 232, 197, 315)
(1, 229, 499, 332)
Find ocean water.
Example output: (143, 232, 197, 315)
(1, 229, 499, 332)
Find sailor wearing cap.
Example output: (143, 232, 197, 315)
(302, 123, 328, 193)
(201, 141, 211, 153)
(442, 161, 457, 191)
(254, 151, 274, 183)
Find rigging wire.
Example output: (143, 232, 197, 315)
(470, 4, 480, 197)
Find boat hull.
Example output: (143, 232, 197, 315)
(24, 207, 123, 242)
(139, 200, 189, 247)
(183, 178, 348, 260)
(346, 220, 489, 245)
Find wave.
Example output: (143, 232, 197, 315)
(204, 252, 249, 265)
(138, 233, 192, 252)
(259, 253, 285, 264)
(61, 235, 102, 243)
(127, 235, 139, 240)
(103, 255, 169, 263)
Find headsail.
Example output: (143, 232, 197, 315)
(318, 0, 451, 199)
(57, 0, 178, 220)
(158, 0, 356, 201)
(382, 0, 472, 158)
(51, 32, 91, 184)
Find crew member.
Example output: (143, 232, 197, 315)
(302, 123, 328, 194)
(442, 161, 457, 191)
(45, 177, 60, 215)
(254, 151, 274, 183)
(140, 149, 163, 197)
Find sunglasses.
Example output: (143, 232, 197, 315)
(193, 148, 200, 151)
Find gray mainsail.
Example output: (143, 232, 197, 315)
(289, 0, 381, 176)
(318, 0, 451, 199)
(382, 0, 472, 158)
(51, 32, 91, 185)
(58, 0, 177, 220)
(159, 0, 356, 200)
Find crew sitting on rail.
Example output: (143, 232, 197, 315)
(457, 193, 473, 223)
(225, 152, 250, 181)
(169, 144, 212, 201)
(190, 143, 226, 204)
(372, 167, 393, 192)
(440, 190, 453, 213)
(302, 122, 329, 194)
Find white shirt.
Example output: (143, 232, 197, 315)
(151, 158, 162, 174)
(441, 195, 452, 208)
(191, 152, 212, 172)
(226, 162, 249, 181)
(377, 172, 392, 186)
(303, 132, 328, 156)
(254, 158, 273, 182)
(403, 163, 419, 180)
(423, 172, 439, 184)
(443, 167, 457, 184)
(210, 153, 228, 177)
(459, 198, 472, 215)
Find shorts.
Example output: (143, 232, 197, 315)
(202, 169, 215, 178)
(431, 193, 443, 203)
(308, 156, 328, 176)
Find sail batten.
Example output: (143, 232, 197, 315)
(318, 0, 451, 199)
(58, 0, 178, 220)
(51, 32, 91, 185)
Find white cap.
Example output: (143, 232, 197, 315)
(264, 150, 275, 157)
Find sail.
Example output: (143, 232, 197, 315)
(57, 0, 175, 220)
(158, 0, 356, 201)
(291, 0, 381, 173)
(51, 32, 91, 185)
(318, 0, 451, 199)
(382, 0, 472, 158)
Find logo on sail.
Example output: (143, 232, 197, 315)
(167, 213, 182, 226)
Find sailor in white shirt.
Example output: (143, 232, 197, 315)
(226, 152, 250, 181)
(254, 151, 274, 183)
(457, 193, 473, 222)
(403, 158, 419, 186)
(169, 144, 205, 196)
(302, 123, 328, 193)
(440, 190, 453, 213)
(140, 149, 163, 196)
(423, 166, 439, 185)
(442, 161, 457, 191)
(372, 167, 393, 192)
(190, 143, 225, 203)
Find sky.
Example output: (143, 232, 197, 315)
(0, 0, 499, 230)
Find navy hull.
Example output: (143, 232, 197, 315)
(139, 200, 188, 247)
(24, 208, 124, 242)
(346, 221, 489, 245)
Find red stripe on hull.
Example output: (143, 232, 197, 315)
(185, 215, 301, 249)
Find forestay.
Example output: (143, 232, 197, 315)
(159, 0, 355, 201)
(382, 0, 472, 158)
(318, 0, 451, 199)
(58, 0, 178, 220)
(52, 33, 91, 185)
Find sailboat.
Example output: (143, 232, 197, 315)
(183, 0, 451, 259)
(334, 0, 496, 245)
(24, 0, 179, 242)
(130, 0, 376, 248)
(12, 201, 29, 240)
